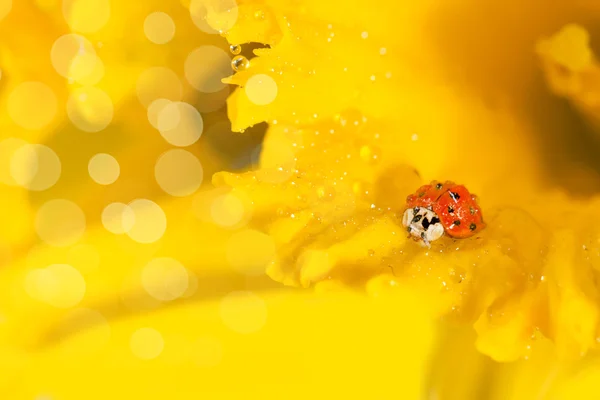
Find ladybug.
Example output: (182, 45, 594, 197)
(402, 180, 486, 246)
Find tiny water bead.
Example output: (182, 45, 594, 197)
(231, 55, 249, 72)
(229, 44, 241, 55)
(253, 9, 265, 20)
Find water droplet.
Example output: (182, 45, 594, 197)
(359, 145, 380, 164)
(316, 186, 326, 198)
(231, 55, 250, 71)
(229, 44, 241, 55)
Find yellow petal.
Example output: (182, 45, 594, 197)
(1, 289, 436, 399)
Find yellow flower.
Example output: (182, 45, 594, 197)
(216, 0, 600, 365)
(3, 0, 600, 399)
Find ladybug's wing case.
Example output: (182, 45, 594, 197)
(433, 185, 485, 238)
(405, 181, 456, 209)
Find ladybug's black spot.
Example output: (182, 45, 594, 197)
(453, 220, 461, 226)
(431, 217, 441, 225)
(422, 218, 431, 230)
(447, 206, 454, 214)
(469, 223, 477, 231)
(449, 191, 460, 201)
(412, 214, 423, 223)
(436, 183, 443, 189)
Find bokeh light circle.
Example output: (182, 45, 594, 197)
(88, 153, 120, 185)
(154, 149, 204, 197)
(147, 98, 172, 129)
(51, 34, 99, 82)
(209, 190, 252, 228)
(0, 138, 27, 185)
(144, 12, 175, 44)
(67, 86, 114, 132)
(125, 199, 167, 243)
(156, 101, 204, 146)
(10, 144, 61, 191)
(25, 264, 86, 308)
(35, 199, 86, 246)
(130, 327, 164, 360)
(184, 46, 231, 93)
(245, 74, 278, 106)
(63, 0, 110, 33)
(101, 202, 135, 234)
(189, 0, 239, 34)
(136, 67, 182, 107)
(141, 257, 189, 301)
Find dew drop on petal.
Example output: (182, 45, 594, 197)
(231, 55, 249, 71)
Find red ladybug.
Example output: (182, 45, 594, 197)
(402, 181, 485, 246)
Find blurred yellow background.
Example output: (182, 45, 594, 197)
(4, 0, 600, 399)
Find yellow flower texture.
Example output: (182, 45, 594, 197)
(3, 0, 600, 399)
